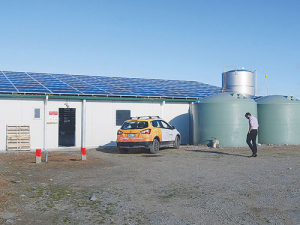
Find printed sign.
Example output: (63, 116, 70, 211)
(49, 111, 58, 116)
(48, 111, 58, 122)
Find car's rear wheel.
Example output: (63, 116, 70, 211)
(119, 148, 129, 154)
(150, 138, 160, 154)
(173, 136, 181, 149)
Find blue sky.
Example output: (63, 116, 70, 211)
(0, 0, 299, 98)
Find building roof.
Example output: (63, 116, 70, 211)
(0, 71, 221, 99)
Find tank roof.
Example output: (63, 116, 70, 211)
(256, 95, 299, 104)
(195, 93, 255, 104)
(223, 69, 254, 73)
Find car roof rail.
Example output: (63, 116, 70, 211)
(130, 116, 160, 120)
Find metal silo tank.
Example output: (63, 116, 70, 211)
(257, 95, 300, 145)
(192, 93, 257, 147)
(222, 69, 255, 97)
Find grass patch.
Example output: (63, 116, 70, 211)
(6, 192, 14, 196)
(63, 217, 71, 222)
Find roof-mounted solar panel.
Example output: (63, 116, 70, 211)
(0, 71, 221, 98)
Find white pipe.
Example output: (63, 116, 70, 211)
(160, 101, 165, 118)
(81, 99, 86, 148)
(44, 95, 48, 162)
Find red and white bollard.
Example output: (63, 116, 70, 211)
(81, 148, 86, 160)
(36, 149, 42, 164)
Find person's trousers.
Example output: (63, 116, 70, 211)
(246, 129, 258, 155)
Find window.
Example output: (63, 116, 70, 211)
(161, 120, 172, 129)
(34, 108, 41, 119)
(151, 120, 163, 128)
(121, 121, 149, 130)
(116, 110, 131, 126)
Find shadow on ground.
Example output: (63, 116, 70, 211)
(96, 147, 154, 155)
(186, 149, 250, 157)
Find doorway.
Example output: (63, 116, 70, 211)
(59, 108, 76, 147)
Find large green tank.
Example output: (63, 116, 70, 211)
(257, 95, 300, 145)
(191, 93, 257, 147)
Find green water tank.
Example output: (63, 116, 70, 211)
(191, 93, 257, 147)
(257, 95, 300, 145)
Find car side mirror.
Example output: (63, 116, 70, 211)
(172, 126, 176, 129)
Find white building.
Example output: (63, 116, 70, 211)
(0, 71, 220, 151)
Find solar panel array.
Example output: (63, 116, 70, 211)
(0, 71, 221, 99)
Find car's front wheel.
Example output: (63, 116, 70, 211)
(173, 136, 181, 149)
(150, 138, 160, 154)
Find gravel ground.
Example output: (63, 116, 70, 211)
(0, 145, 299, 225)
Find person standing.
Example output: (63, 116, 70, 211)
(245, 112, 259, 157)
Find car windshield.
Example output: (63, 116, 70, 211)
(121, 121, 149, 130)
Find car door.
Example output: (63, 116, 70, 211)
(153, 120, 168, 143)
(160, 120, 174, 142)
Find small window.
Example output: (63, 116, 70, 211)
(34, 108, 41, 119)
(161, 120, 172, 129)
(151, 120, 163, 128)
(116, 110, 131, 126)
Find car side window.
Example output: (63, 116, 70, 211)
(151, 120, 163, 128)
(151, 121, 158, 127)
(161, 121, 172, 129)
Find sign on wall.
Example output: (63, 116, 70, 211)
(48, 111, 58, 124)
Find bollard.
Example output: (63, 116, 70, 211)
(36, 149, 42, 164)
(45, 150, 48, 163)
(81, 148, 86, 160)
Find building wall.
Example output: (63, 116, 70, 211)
(0, 97, 191, 151)
(85, 100, 163, 147)
(162, 102, 191, 145)
(0, 98, 44, 151)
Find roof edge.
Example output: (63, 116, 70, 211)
(0, 93, 196, 102)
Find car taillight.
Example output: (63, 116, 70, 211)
(117, 130, 123, 135)
(140, 129, 151, 134)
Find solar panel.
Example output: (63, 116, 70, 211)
(28, 73, 82, 94)
(0, 73, 18, 92)
(3, 72, 50, 93)
(0, 71, 222, 98)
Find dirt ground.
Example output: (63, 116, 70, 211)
(0, 145, 299, 225)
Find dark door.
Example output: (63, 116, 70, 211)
(59, 108, 76, 146)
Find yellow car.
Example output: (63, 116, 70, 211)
(117, 116, 181, 154)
